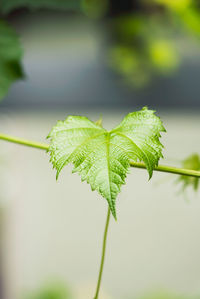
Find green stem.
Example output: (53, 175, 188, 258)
(0, 132, 200, 178)
(0, 133, 48, 150)
(94, 207, 111, 299)
(130, 161, 200, 178)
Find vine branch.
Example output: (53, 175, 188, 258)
(0, 133, 200, 178)
(0, 133, 48, 150)
(129, 161, 200, 178)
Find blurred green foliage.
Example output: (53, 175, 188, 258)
(177, 154, 200, 192)
(109, 14, 179, 87)
(155, 0, 200, 36)
(149, 40, 178, 71)
(1, 0, 200, 98)
(24, 283, 73, 299)
(0, 0, 81, 14)
(0, 0, 107, 18)
(0, 0, 108, 101)
(0, 20, 24, 100)
(81, 0, 108, 19)
(0, 0, 80, 14)
(153, 0, 192, 11)
(109, 0, 200, 87)
(24, 286, 198, 299)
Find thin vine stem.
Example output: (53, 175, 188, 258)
(94, 206, 111, 299)
(0, 132, 200, 178)
(129, 162, 200, 178)
(0, 133, 48, 150)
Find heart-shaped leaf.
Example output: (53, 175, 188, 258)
(48, 107, 166, 218)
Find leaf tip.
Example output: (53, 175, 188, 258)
(109, 203, 117, 220)
(56, 171, 60, 181)
(148, 169, 153, 181)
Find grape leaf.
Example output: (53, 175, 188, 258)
(47, 107, 166, 218)
(0, 20, 24, 100)
(0, 0, 81, 14)
(177, 153, 200, 192)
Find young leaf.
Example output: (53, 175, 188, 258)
(177, 153, 200, 192)
(47, 107, 166, 218)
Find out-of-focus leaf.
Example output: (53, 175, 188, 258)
(0, 0, 109, 19)
(149, 40, 179, 72)
(179, 7, 200, 35)
(25, 283, 73, 299)
(81, 0, 108, 18)
(0, 20, 24, 100)
(153, 0, 200, 36)
(109, 45, 151, 87)
(108, 13, 182, 88)
(0, 0, 81, 14)
(177, 153, 200, 192)
(154, 0, 192, 12)
(108, 1, 200, 88)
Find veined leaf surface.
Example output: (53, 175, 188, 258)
(48, 107, 166, 218)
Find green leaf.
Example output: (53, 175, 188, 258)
(0, 0, 81, 14)
(177, 153, 200, 192)
(47, 107, 166, 218)
(0, 20, 24, 100)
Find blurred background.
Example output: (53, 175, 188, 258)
(0, 0, 200, 298)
